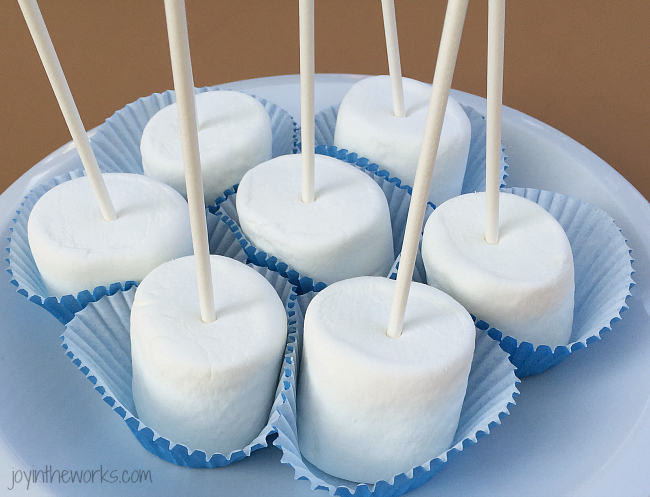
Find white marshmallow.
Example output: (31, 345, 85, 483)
(130, 255, 287, 455)
(236, 154, 394, 286)
(297, 276, 475, 484)
(422, 192, 575, 347)
(141, 91, 272, 204)
(334, 76, 471, 206)
(27, 173, 192, 298)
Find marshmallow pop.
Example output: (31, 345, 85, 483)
(334, 75, 471, 207)
(129, 0, 287, 456)
(235, 0, 394, 287)
(333, 2, 471, 208)
(18, 0, 192, 299)
(421, 0, 575, 347)
(297, 0, 475, 483)
(141, 89, 273, 205)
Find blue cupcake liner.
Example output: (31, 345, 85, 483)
(61, 263, 303, 468)
(272, 324, 519, 497)
(389, 187, 635, 377)
(4, 169, 141, 324)
(312, 102, 508, 193)
(5, 171, 303, 325)
(208, 152, 435, 295)
(89, 86, 299, 181)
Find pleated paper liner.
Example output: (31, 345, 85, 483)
(61, 264, 303, 468)
(4, 169, 140, 324)
(5, 171, 297, 325)
(313, 102, 508, 193)
(272, 325, 519, 497)
(89, 85, 299, 182)
(389, 188, 635, 377)
(208, 151, 436, 295)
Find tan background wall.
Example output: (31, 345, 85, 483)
(1, 1, 649, 199)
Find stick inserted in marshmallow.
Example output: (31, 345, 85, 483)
(299, 0, 315, 203)
(17, 0, 116, 221)
(421, 0, 575, 348)
(22, 0, 194, 299)
(386, 0, 470, 339)
(163, 0, 215, 323)
(485, 0, 505, 245)
(235, 0, 395, 288)
(380, 0, 405, 118)
(129, 0, 288, 457)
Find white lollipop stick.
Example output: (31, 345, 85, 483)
(17, 0, 117, 222)
(380, 0, 405, 118)
(163, 0, 216, 323)
(485, 0, 505, 245)
(386, 0, 469, 339)
(299, 0, 315, 203)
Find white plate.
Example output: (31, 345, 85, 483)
(1, 74, 649, 497)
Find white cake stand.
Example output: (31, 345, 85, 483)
(1, 74, 648, 497)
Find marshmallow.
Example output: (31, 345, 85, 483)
(27, 173, 192, 298)
(422, 192, 575, 347)
(297, 276, 475, 483)
(141, 91, 272, 204)
(130, 255, 287, 455)
(236, 154, 394, 286)
(334, 75, 471, 206)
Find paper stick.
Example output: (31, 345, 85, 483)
(163, 0, 216, 323)
(386, 0, 469, 339)
(485, 0, 505, 245)
(381, 0, 405, 118)
(17, 0, 117, 222)
(299, 0, 315, 203)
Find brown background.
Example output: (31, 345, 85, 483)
(1, 1, 649, 199)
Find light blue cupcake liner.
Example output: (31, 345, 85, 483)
(61, 263, 303, 468)
(5, 171, 305, 325)
(312, 102, 508, 194)
(389, 188, 635, 377)
(89, 86, 299, 183)
(208, 154, 435, 295)
(5, 169, 139, 324)
(272, 325, 519, 497)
